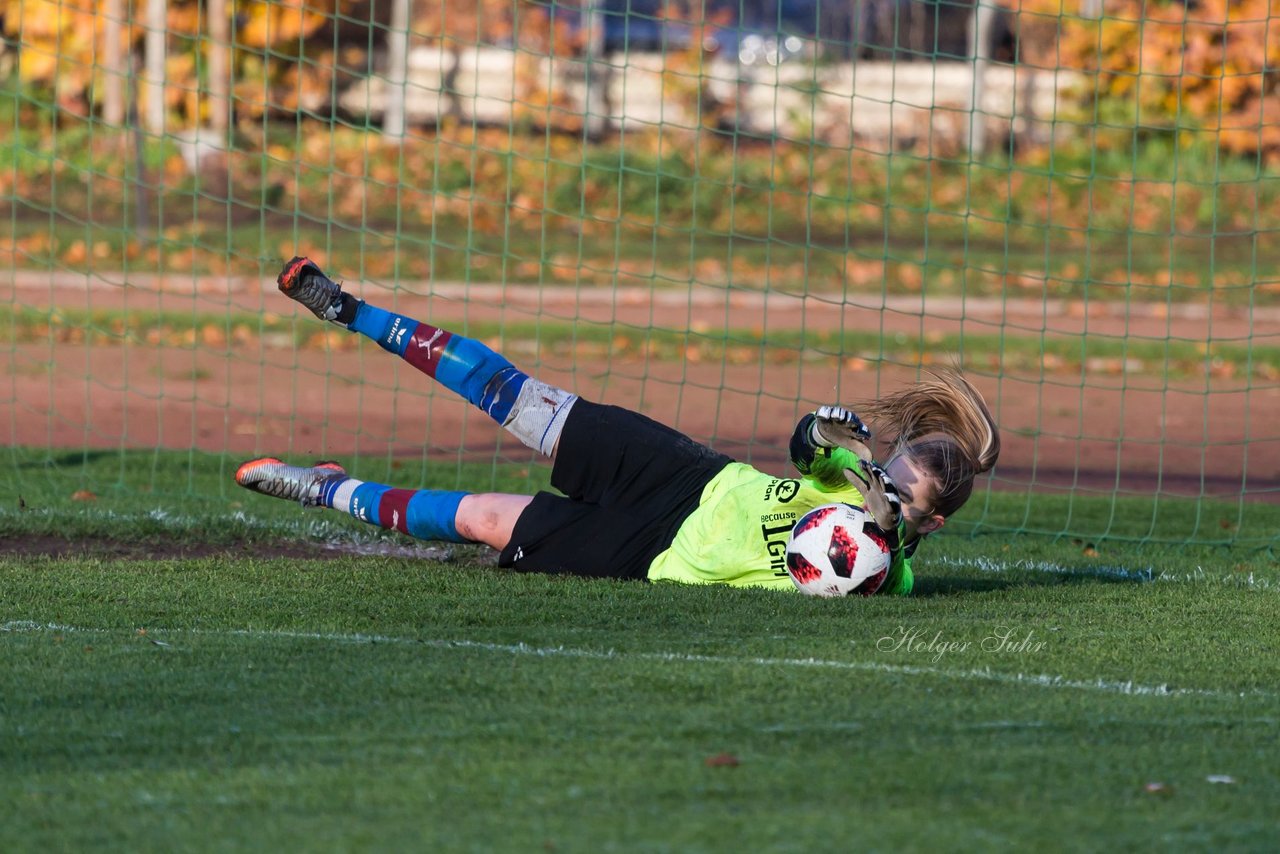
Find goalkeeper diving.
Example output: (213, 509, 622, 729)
(236, 258, 1000, 595)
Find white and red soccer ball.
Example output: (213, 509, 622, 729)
(785, 503, 891, 597)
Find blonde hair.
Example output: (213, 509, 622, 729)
(858, 369, 1000, 518)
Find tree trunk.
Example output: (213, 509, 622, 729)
(383, 0, 411, 140)
(143, 0, 165, 136)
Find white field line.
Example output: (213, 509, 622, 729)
(3, 621, 1273, 701)
(8, 506, 371, 541)
(1, 506, 457, 560)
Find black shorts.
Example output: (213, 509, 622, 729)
(498, 400, 732, 580)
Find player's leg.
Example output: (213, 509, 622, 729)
(452, 492, 533, 549)
(276, 257, 574, 458)
(234, 457, 530, 550)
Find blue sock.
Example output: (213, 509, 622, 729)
(347, 302, 527, 418)
(323, 477, 470, 543)
(345, 301, 577, 457)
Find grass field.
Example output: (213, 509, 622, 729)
(6, 82, 1280, 852)
(8, 34, 1280, 852)
(3, 450, 1278, 850)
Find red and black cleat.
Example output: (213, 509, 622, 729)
(277, 256, 346, 323)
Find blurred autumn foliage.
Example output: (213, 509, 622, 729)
(5, 0, 1277, 162)
(3, 0, 1280, 296)
(1009, 0, 1280, 160)
(5, 109, 1280, 299)
(0, 0, 588, 123)
(1, 0, 375, 120)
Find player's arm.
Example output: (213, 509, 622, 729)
(844, 459, 913, 596)
(880, 549, 914, 596)
(791, 408, 913, 595)
(790, 406, 873, 489)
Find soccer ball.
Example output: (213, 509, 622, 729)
(785, 504, 891, 598)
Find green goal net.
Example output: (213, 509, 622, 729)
(2, 0, 1278, 547)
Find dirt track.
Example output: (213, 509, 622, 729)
(5, 272, 1280, 502)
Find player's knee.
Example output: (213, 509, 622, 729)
(454, 494, 507, 547)
(452, 498, 482, 542)
(439, 338, 520, 410)
(458, 493, 531, 550)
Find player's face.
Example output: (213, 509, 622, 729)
(884, 454, 944, 541)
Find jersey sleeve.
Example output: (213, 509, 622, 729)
(789, 415, 864, 493)
(806, 446, 862, 492)
(789, 413, 821, 474)
(879, 546, 914, 596)
(877, 524, 916, 595)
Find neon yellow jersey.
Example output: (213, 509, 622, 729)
(646, 447, 914, 596)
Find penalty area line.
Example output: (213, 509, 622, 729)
(3, 620, 1271, 701)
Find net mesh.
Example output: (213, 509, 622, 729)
(2, 0, 1278, 544)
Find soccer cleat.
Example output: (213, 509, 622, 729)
(277, 256, 347, 324)
(235, 457, 347, 506)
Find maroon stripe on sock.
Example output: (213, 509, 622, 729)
(378, 489, 416, 534)
(402, 324, 453, 378)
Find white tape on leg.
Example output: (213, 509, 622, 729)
(502, 380, 578, 457)
(329, 478, 362, 513)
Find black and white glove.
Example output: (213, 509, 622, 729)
(810, 405, 873, 461)
(845, 459, 904, 551)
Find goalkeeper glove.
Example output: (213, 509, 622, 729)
(810, 405, 873, 461)
(790, 406, 871, 475)
(845, 458, 904, 556)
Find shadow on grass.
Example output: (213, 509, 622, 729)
(16, 450, 127, 470)
(911, 567, 1150, 597)
(0, 533, 362, 561)
(910, 577, 1018, 596)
